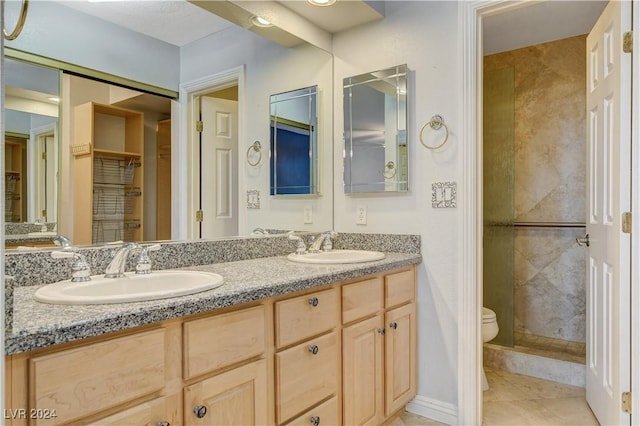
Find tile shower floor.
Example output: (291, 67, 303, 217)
(385, 368, 598, 425)
(514, 332, 586, 364)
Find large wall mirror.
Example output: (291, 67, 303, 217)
(343, 64, 409, 194)
(270, 85, 319, 196)
(3, 1, 334, 247)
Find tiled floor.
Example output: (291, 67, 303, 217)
(388, 368, 598, 425)
(514, 332, 586, 364)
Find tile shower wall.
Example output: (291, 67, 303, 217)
(484, 35, 587, 343)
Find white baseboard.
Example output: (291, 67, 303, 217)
(406, 395, 457, 425)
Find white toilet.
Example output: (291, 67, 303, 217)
(481, 307, 499, 391)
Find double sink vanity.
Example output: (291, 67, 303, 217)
(4, 232, 421, 426)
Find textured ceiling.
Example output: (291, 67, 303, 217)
(56, 0, 235, 47)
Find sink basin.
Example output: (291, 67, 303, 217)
(287, 249, 386, 264)
(33, 270, 224, 305)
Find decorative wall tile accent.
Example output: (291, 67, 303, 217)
(432, 181, 457, 208)
(247, 190, 260, 209)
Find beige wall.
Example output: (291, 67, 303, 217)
(484, 35, 587, 343)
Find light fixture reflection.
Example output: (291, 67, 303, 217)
(251, 16, 273, 27)
(308, 0, 337, 6)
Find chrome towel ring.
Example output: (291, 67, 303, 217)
(382, 161, 397, 179)
(3, 0, 29, 41)
(246, 141, 262, 166)
(420, 114, 449, 150)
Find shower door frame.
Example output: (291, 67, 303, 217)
(458, 1, 640, 424)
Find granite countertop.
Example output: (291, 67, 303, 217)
(6, 252, 421, 355)
(5, 233, 56, 244)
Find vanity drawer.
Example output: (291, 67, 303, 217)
(384, 269, 415, 308)
(275, 288, 338, 348)
(183, 305, 265, 380)
(89, 394, 179, 426)
(276, 331, 338, 423)
(342, 277, 383, 324)
(284, 396, 339, 426)
(30, 329, 166, 426)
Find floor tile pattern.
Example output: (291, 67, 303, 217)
(391, 369, 598, 425)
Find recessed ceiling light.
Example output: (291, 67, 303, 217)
(251, 16, 273, 28)
(308, 0, 337, 6)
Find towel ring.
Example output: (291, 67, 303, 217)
(246, 141, 262, 166)
(382, 161, 397, 179)
(420, 114, 449, 150)
(3, 0, 29, 40)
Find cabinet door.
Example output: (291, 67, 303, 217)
(184, 359, 268, 426)
(384, 303, 416, 416)
(343, 315, 383, 426)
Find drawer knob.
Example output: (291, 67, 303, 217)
(308, 344, 319, 355)
(194, 405, 208, 419)
(377, 327, 386, 335)
(310, 415, 321, 426)
(156, 422, 171, 426)
(389, 322, 398, 330)
(308, 297, 319, 307)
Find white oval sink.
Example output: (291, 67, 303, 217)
(287, 249, 386, 264)
(33, 270, 224, 305)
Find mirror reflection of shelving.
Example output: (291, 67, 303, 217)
(72, 102, 144, 245)
(5, 136, 26, 222)
(92, 156, 141, 243)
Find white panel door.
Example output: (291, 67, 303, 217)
(200, 96, 238, 238)
(585, 1, 631, 424)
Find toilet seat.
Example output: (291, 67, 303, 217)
(482, 307, 496, 323)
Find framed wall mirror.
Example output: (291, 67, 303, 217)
(343, 64, 409, 194)
(270, 85, 319, 196)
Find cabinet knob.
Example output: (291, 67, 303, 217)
(308, 297, 319, 307)
(310, 415, 321, 426)
(308, 344, 319, 355)
(156, 422, 170, 426)
(194, 405, 208, 419)
(389, 322, 398, 330)
(377, 328, 386, 335)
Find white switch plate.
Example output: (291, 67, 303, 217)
(356, 205, 367, 225)
(303, 206, 313, 224)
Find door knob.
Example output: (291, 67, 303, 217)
(576, 234, 590, 247)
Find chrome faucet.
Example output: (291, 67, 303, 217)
(105, 242, 140, 278)
(288, 234, 307, 255)
(308, 231, 338, 253)
(51, 250, 91, 282)
(53, 235, 73, 249)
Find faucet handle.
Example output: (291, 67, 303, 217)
(288, 234, 307, 255)
(322, 231, 338, 252)
(52, 250, 91, 282)
(135, 244, 161, 274)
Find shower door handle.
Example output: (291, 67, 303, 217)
(576, 234, 590, 247)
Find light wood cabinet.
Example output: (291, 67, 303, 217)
(274, 287, 340, 425)
(184, 359, 268, 426)
(72, 102, 144, 245)
(343, 315, 384, 426)
(342, 268, 417, 425)
(5, 266, 417, 426)
(86, 394, 180, 426)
